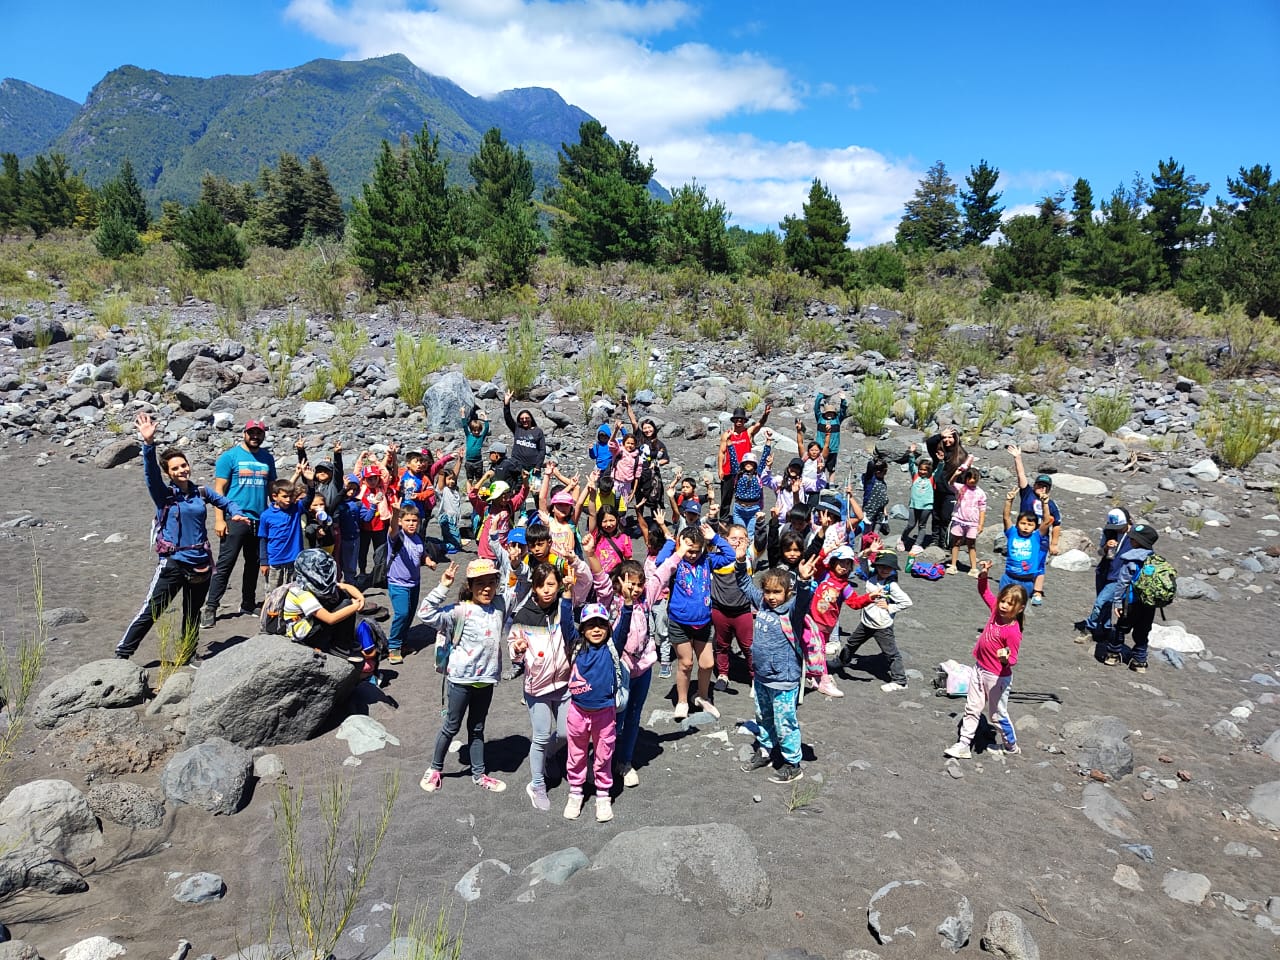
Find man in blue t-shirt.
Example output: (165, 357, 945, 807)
(202, 420, 277, 626)
(1007, 444, 1061, 606)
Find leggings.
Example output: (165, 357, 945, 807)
(958, 667, 1015, 748)
(429, 682, 494, 776)
(524, 689, 570, 789)
(900, 507, 932, 542)
(712, 606, 755, 678)
(566, 701, 616, 795)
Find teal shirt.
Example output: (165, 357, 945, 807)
(214, 445, 277, 519)
(463, 417, 490, 461)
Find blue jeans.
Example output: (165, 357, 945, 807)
(999, 573, 1037, 596)
(614, 668, 653, 771)
(754, 681, 801, 764)
(387, 583, 419, 652)
(440, 516, 462, 552)
(733, 502, 761, 540)
(1085, 581, 1120, 643)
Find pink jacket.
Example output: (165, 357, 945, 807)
(972, 573, 1021, 676)
(609, 440, 642, 484)
(592, 552, 679, 676)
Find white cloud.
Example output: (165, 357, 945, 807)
(285, 0, 921, 242)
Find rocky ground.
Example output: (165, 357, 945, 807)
(1, 298, 1279, 960)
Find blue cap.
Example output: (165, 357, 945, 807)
(681, 497, 702, 516)
(507, 527, 527, 545)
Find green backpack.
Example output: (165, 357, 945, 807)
(1132, 553, 1177, 609)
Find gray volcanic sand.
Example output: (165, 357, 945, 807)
(1, 445, 1278, 960)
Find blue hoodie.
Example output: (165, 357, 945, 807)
(735, 561, 801, 688)
(143, 443, 243, 567)
(569, 606, 632, 710)
(656, 534, 736, 627)
(589, 424, 615, 472)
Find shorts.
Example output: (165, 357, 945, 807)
(667, 619, 712, 647)
(950, 522, 978, 540)
(464, 459, 484, 482)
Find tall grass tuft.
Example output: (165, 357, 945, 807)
(1197, 392, 1280, 468)
(329, 319, 364, 392)
(849, 376, 895, 437)
(501, 314, 542, 399)
(395, 330, 455, 406)
(909, 374, 954, 430)
(302, 366, 332, 402)
(1086, 389, 1133, 434)
(462, 351, 502, 383)
(1, 548, 49, 786)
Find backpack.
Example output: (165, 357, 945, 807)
(1132, 553, 1177, 609)
(909, 561, 947, 581)
(608, 643, 631, 714)
(435, 604, 469, 675)
(154, 485, 212, 556)
(355, 619, 389, 676)
(260, 582, 296, 635)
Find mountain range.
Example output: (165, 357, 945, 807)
(0, 54, 632, 206)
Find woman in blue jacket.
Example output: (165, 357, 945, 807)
(116, 413, 250, 661)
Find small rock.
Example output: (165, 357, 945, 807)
(1224, 842, 1262, 858)
(980, 910, 1039, 960)
(1049, 549, 1093, 572)
(1248, 781, 1280, 827)
(936, 895, 973, 953)
(253, 754, 285, 782)
(522, 847, 590, 886)
(0, 779, 102, 860)
(1082, 783, 1134, 838)
(161, 738, 253, 816)
(173, 871, 226, 903)
(454, 858, 512, 902)
(1211, 719, 1243, 740)
(1188, 458, 1220, 482)
(334, 715, 400, 755)
(1162, 869, 1211, 905)
(60, 937, 127, 960)
(39, 606, 90, 629)
(1113, 864, 1142, 890)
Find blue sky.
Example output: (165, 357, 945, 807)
(5, 0, 1278, 244)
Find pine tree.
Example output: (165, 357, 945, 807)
(729, 226, 785, 276)
(349, 140, 406, 294)
(302, 155, 345, 240)
(0, 153, 21, 232)
(549, 120, 657, 265)
(1144, 157, 1209, 284)
(200, 173, 255, 225)
(986, 197, 1069, 296)
(19, 153, 77, 237)
(1069, 178, 1094, 238)
(468, 128, 539, 287)
(1184, 163, 1280, 319)
(1068, 189, 1165, 295)
(252, 153, 310, 248)
(98, 158, 149, 233)
(960, 160, 1003, 245)
(174, 202, 247, 270)
(896, 161, 962, 251)
(94, 210, 142, 259)
(780, 179, 852, 286)
(658, 180, 732, 274)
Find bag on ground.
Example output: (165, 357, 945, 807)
(933, 659, 973, 697)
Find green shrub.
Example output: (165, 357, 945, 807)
(856, 324, 902, 359)
(1197, 392, 1280, 468)
(798, 319, 844, 352)
(909, 375, 954, 430)
(621, 336, 656, 397)
(1086, 389, 1133, 434)
(1033, 401, 1055, 434)
(329, 319, 364, 392)
(118, 356, 153, 393)
(207, 272, 251, 340)
(395, 330, 455, 405)
(849, 376, 895, 436)
(502, 314, 542, 399)
(747, 312, 788, 357)
(462, 351, 502, 383)
(302, 366, 332, 402)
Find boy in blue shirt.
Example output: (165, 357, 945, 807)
(259, 477, 305, 587)
(1007, 444, 1061, 605)
(1000, 488, 1053, 593)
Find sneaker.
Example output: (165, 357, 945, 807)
(1073, 620, 1090, 634)
(837, 645, 854, 666)
(445, 545, 459, 555)
(240, 603, 261, 616)
(595, 796, 614, 822)
(526, 782, 551, 811)
(672, 701, 689, 720)
(1129, 660, 1148, 674)
(420, 769, 442, 793)
(387, 651, 404, 665)
(693, 696, 720, 719)
(824, 638, 842, 656)
(563, 793, 584, 820)
(622, 767, 640, 788)
(741, 748, 772, 773)
(200, 608, 216, 629)
(816, 676, 844, 698)
(114, 649, 131, 660)
(657, 661, 673, 679)
(713, 675, 729, 693)
(1103, 653, 1121, 666)
(474, 774, 506, 792)
(943, 742, 972, 760)
(1004, 743, 1022, 755)
(880, 681, 907, 693)
(769, 763, 803, 784)
(945, 564, 959, 575)
(1030, 593, 1044, 606)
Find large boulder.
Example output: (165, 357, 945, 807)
(166, 340, 216, 380)
(185, 635, 362, 748)
(31, 659, 147, 729)
(421, 371, 475, 432)
(592, 823, 770, 915)
(93, 437, 141, 469)
(10, 317, 68, 349)
(0, 779, 102, 860)
(86, 781, 166, 829)
(161, 738, 252, 815)
(0, 845, 87, 898)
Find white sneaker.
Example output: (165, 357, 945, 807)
(693, 695, 721, 719)
(563, 794, 584, 820)
(880, 682, 907, 693)
(824, 638, 842, 656)
(816, 676, 844, 698)
(595, 796, 614, 822)
(622, 767, 640, 788)
(943, 742, 972, 760)
(672, 701, 689, 720)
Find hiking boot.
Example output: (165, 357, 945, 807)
(622, 766, 640, 788)
(200, 608, 216, 629)
(880, 681, 907, 693)
(526, 782, 551, 811)
(713, 675, 729, 693)
(474, 774, 506, 792)
(741, 748, 772, 773)
(1073, 620, 1090, 634)
(563, 793, 584, 820)
(240, 602, 261, 616)
(595, 796, 614, 822)
(693, 696, 720, 719)
(387, 651, 404, 665)
(1103, 652, 1122, 666)
(769, 763, 803, 784)
(657, 661, 673, 679)
(816, 676, 844, 698)
(943, 742, 972, 760)
(420, 769, 442, 793)
(1129, 660, 1148, 674)
(672, 701, 689, 720)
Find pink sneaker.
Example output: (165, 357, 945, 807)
(816, 676, 844, 698)
(419, 769, 442, 793)
(474, 774, 507, 792)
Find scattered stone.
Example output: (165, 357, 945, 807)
(1188, 458, 1220, 482)
(161, 738, 253, 815)
(1113, 864, 1142, 891)
(867, 879, 926, 944)
(1252, 673, 1280, 687)
(936, 895, 973, 953)
(1224, 842, 1262, 858)
(454, 858, 512, 902)
(522, 847, 590, 886)
(32, 658, 147, 729)
(1081, 783, 1135, 838)
(422, 371, 476, 432)
(300, 401, 338, 424)
(1174, 578, 1221, 602)
(1063, 716, 1134, 779)
(842, 953, 883, 960)
(0, 779, 102, 860)
(1148, 623, 1205, 654)
(980, 910, 1039, 960)
(253, 754, 285, 782)
(1211, 719, 1243, 740)
(55, 708, 178, 775)
(1049, 549, 1093, 572)
(173, 871, 226, 903)
(86, 781, 165, 829)
(60, 937, 127, 960)
(184, 635, 363, 748)
(1121, 843, 1155, 863)
(146, 671, 194, 719)
(1248, 781, 1280, 828)
(93, 437, 141, 469)
(1047, 474, 1107, 496)
(39, 606, 90, 629)
(335, 715, 401, 755)
(0, 844, 87, 897)
(1162, 870, 1211, 905)
(1262, 730, 1280, 762)
(1161, 649, 1184, 669)
(593, 823, 771, 915)
(0, 940, 41, 959)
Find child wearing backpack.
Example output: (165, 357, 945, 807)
(271, 549, 371, 671)
(1108, 523, 1164, 672)
(803, 544, 882, 698)
(419, 559, 511, 794)
(837, 550, 912, 692)
(944, 561, 1024, 759)
(563, 602, 634, 823)
(735, 544, 806, 784)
